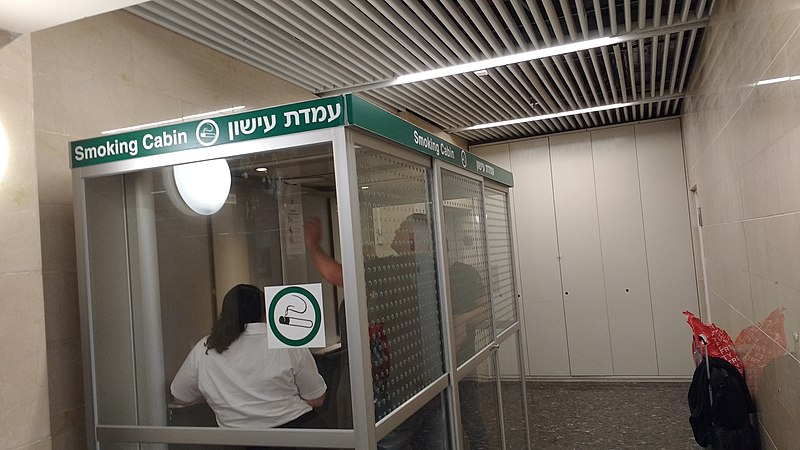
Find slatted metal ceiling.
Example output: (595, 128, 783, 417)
(128, 0, 712, 145)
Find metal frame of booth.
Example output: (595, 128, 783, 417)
(71, 94, 530, 449)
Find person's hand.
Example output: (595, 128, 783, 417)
(305, 217, 322, 246)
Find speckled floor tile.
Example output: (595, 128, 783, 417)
(523, 382, 698, 449)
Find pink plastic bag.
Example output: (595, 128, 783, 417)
(684, 311, 745, 376)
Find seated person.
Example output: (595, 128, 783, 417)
(171, 284, 327, 433)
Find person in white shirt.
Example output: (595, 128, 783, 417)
(171, 284, 327, 444)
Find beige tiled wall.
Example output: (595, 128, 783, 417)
(0, 35, 51, 450)
(30, 10, 314, 448)
(682, 1, 800, 448)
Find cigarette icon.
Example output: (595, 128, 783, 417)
(278, 294, 313, 328)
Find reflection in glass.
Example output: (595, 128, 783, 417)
(85, 145, 353, 435)
(459, 357, 502, 449)
(377, 393, 450, 450)
(484, 188, 517, 334)
(441, 170, 493, 366)
(498, 335, 530, 449)
(355, 146, 445, 421)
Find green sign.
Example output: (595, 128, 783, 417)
(344, 94, 513, 186)
(70, 96, 345, 168)
(70, 94, 513, 186)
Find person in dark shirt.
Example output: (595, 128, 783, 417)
(305, 213, 490, 448)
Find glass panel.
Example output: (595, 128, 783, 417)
(377, 392, 450, 450)
(85, 144, 353, 435)
(484, 187, 517, 334)
(441, 169, 493, 366)
(355, 145, 445, 421)
(85, 174, 138, 426)
(498, 333, 530, 449)
(459, 357, 502, 449)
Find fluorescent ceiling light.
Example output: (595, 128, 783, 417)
(321, 20, 706, 96)
(392, 36, 619, 86)
(450, 101, 637, 131)
(101, 106, 245, 135)
(473, 69, 489, 77)
(755, 75, 800, 86)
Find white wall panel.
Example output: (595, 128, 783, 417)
(550, 132, 613, 375)
(591, 127, 658, 375)
(473, 143, 511, 171)
(506, 138, 571, 375)
(635, 119, 699, 376)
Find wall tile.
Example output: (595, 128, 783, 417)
(740, 141, 782, 219)
(0, 34, 33, 100)
(14, 439, 52, 450)
(701, 173, 743, 226)
(774, 353, 800, 424)
(756, 353, 800, 449)
(759, 420, 778, 450)
(748, 273, 799, 342)
(45, 339, 85, 416)
(705, 258, 754, 322)
(703, 222, 749, 272)
(0, 102, 38, 214)
(766, 216, 800, 291)
(0, 209, 43, 273)
(49, 406, 86, 450)
(35, 130, 75, 205)
(0, 272, 50, 449)
(683, 0, 800, 443)
(708, 291, 751, 337)
(38, 203, 76, 274)
(42, 270, 80, 343)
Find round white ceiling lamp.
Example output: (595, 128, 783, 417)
(167, 158, 231, 216)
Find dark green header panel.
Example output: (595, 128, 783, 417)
(70, 97, 344, 168)
(70, 94, 512, 186)
(345, 95, 513, 186)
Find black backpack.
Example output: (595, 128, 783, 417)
(688, 356, 760, 449)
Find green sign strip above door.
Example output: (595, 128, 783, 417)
(70, 96, 345, 168)
(69, 94, 512, 186)
(344, 94, 513, 186)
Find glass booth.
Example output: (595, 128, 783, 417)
(71, 94, 530, 449)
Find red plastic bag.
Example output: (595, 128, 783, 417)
(733, 307, 786, 393)
(684, 311, 745, 376)
(369, 322, 390, 380)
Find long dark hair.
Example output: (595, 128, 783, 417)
(205, 284, 265, 354)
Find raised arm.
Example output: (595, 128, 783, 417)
(304, 217, 344, 287)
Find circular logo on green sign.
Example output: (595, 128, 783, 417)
(196, 119, 220, 146)
(268, 286, 322, 346)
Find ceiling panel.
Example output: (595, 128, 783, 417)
(128, 0, 712, 145)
